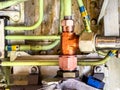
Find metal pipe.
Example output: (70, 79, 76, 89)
(5, 0, 43, 31)
(0, 51, 116, 66)
(0, 0, 28, 10)
(6, 40, 60, 51)
(5, 35, 60, 40)
(96, 36, 120, 50)
(64, 0, 72, 16)
(77, 0, 92, 32)
(59, 0, 64, 33)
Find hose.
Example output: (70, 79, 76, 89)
(4, 0, 43, 31)
(6, 40, 60, 51)
(0, 0, 28, 10)
(5, 35, 60, 40)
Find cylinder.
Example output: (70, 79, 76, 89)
(95, 36, 120, 50)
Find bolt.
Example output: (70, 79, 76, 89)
(91, 19, 97, 25)
(31, 66, 38, 73)
(95, 66, 102, 72)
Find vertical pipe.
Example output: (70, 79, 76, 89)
(64, 0, 72, 16)
(77, 0, 92, 32)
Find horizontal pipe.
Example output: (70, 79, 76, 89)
(5, 35, 60, 40)
(0, 51, 116, 66)
(0, 0, 28, 10)
(96, 36, 120, 49)
(0, 56, 111, 66)
(5, 0, 43, 31)
(6, 40, 60, 51)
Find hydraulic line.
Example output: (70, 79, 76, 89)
(64, 0, 72, 16)
(77, 0, 92, 32)
(5, 0, 43, 31)
(6, 40, 60, 51)
(0, 50, 116, 66)
(0, 0, 28, 10)
(5, 35, 60, 40)
(59, 0, 64, 33)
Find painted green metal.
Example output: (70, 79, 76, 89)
(77, 0, 84, 6)
(6, 40, 60, 51)
(5, 0, 43, 31)
(0, 0, 28, 10)
(64, 0, 72, 16)
(0, 56, 112, 66)
(6, 35, 60, 40)
(59, 0, 64, 33)
(77, 0, 92, 32)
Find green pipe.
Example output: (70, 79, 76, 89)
(64, 0, 72, 16)
(5, 35, 60, 40)
(59, 0, 64, 33)
(5, 0, 43, 31)
(6, 40, 60, 51)
(77, 0, 92, 33)
(1, 61, 59, 66)
(0, 0, 28, 10)
(0, 56, 113, 67)
(77, 0, 84, 6)
(78, 56, 111, 66)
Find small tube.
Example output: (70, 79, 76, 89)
(6, 40, 60, 51)
(5, 35, 60, 40)
(64, 0, 72, 16)
(77, 0, 92, 32)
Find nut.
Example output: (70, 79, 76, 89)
(59, 55, 77, 71)
(61, 20, 74, 26)
(79, 32, 95, 53)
